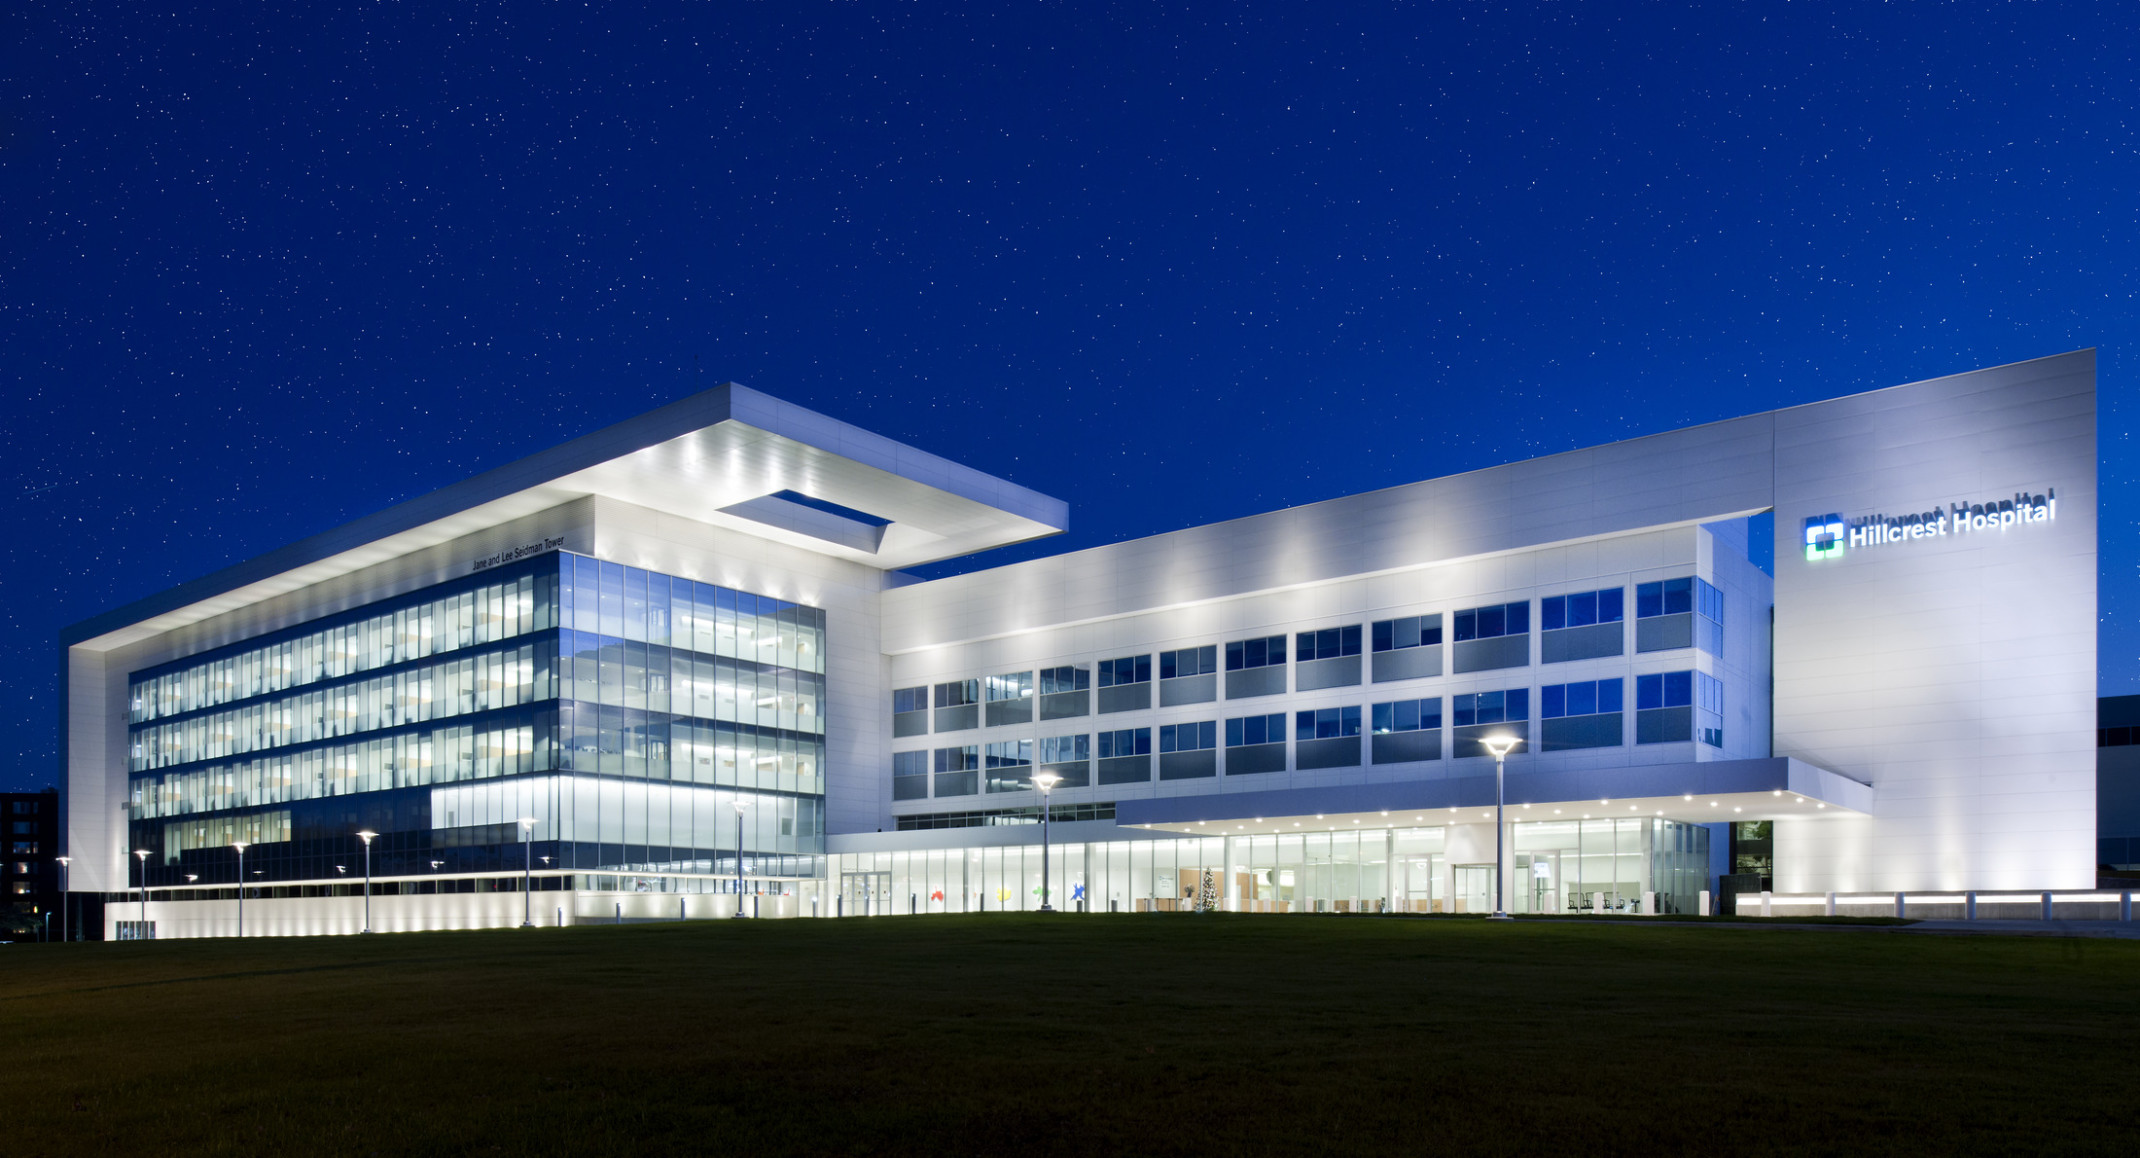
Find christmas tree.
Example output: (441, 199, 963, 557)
(1194, 867, 1219, 913)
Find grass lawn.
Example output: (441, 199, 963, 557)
(2, 915, 2135, 1156)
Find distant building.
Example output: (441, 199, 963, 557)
(2, 788, 62, 940)
(2099, 696, 2140, 873)
(59, 352, 2099, 936)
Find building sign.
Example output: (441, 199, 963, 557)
(472, 535, 565, 573)
(1803, 490, 2056, 561)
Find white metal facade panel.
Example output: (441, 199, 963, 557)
(1771, 350, 2097, 890)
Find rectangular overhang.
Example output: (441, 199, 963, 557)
(64, 383, 1067, 652)
(1114, 757, 1872, 835)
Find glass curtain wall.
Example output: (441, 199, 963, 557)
(828, 820, 1706, 918)
(126, 551, 831, 887)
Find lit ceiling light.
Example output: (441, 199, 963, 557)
(1682, 794, 1694, 801)
(1733, 807, 1743, 813)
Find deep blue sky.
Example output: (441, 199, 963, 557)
(3, 4, 2135, 790)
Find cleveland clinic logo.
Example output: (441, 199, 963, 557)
(1802, 488, 2056, 562)
(1802, 514, 1845, 562)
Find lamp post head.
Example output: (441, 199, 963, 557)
(54, 856, 69, 867)
(133, 849, 150, 861)
(231, 841, 249, 854)
(1481, 735, 1523, 759)
(1032, 771, 1062, 795)
(356, 830, 377, 845)
(734, 800, 748, 814)
(516, 817, 537, 832)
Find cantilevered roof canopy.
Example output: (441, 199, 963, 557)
(65, 384, 1067, 651)
(1114, 757, 1875, 832)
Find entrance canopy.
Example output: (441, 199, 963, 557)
(1115, 756, 1871, 836)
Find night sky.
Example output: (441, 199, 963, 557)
(3, 4, 2136, 790)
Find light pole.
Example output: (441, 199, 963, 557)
(133, 849, 150, 937)
(516, 818, 537, 927)
(1482, 734, 1523, 920)
(231, 841, 249, 937)
(1032, 771, 1062, 912)
(54, 856, 69, 943)
(730, 799, 749, 918)
(356, 831, 377, 933)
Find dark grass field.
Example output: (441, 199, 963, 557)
(2, 915, 2136, 1156)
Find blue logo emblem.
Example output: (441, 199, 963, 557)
(1803, 513, 1844, 561)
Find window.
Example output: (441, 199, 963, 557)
(1370, 698, 1443, 734)
(1039, 666, 1089, 695)
(1453, 689, 1529, 726)
(892, 750, 929, 801)
(1541, 588, 1625, 631)
(933, 679, 979, 709)
(1542, 679, 1624, 718)
(985, 672, 1032, 702)
(1098, 656, 1152, 687)
(985, 740, 1032, 769)
(1160, 646, 1218, 680)
(1453, 602, 1529, 641)
(1696, 672, 1724, 747)
(1296, 626, 1363, 661)
(1226, 713, 1286, 747)
(1372, 616, 1442, 651)
(1160, 721, 1218, 752)
(984, 741, 1034, 792)
(1636, 578, 1694, 618)
(10, 842, 36, 855)
(1038, 734, 1090, 764)
(1225, 635, 1287, 671)
(1696, 579, 1724, 655)
(1097, 728, 1151, 759)
(892, 687, 927, 714)
(11, 801, 38, 814)
(1636, 671, 1694, 710)
(1294, 706, 1363, 741)
(932, 746, 980, 797)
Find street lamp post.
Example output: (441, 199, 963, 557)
(231, 842, 249, 937)
(54, 856, 69, 943)
(516, 818, 537, 927)
(1032, 771, 1062, 912)
(1482, 734, 1523, 921)
(356, 831, 377, 933)
(730, 800, 749, 918)
(133, 849, 150, 938)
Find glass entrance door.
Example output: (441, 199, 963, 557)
(1453, 865, 1494, 915)
(1519, 851, 1561, 914)
(841, 871, 890, 916)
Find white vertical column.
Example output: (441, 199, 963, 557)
(1385, 829, 1399, 913)
(1222, 835, 1239, 912)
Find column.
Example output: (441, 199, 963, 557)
(1222, 835, 1239, 912)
